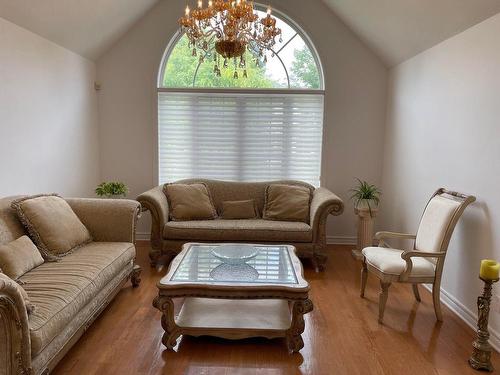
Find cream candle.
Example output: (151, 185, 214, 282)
(480, 259, 500, 281)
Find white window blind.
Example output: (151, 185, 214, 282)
(158, 91, 324, 186)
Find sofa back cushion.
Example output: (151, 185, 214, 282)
(171, 179, 314, 217)
(11, 194, 92, 259)
(220, 200, 258, 219)
(263, 184, 312, 223)
(164, 183, 217, 221)
(0, 196, 26, 246)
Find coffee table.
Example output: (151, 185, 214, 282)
(153, 242, 312, 353)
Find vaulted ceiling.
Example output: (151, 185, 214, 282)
(322, 0, 500, 66)
(0, 0, 499, 66)
(0, 0, 158, 60)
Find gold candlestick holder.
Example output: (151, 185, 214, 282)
(469, 277, 499, 372)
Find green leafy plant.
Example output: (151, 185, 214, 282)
(95, 182, 128, 198)
(350, 179, 381, 216)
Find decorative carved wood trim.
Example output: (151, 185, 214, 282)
(0, 278, 32, 375)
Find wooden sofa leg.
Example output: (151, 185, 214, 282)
(149, 250, 161, 268)
(131, 265, 142, 287)
(312, 252, 327, 272)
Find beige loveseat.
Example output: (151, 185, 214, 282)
(0, 196, 141, 375)
(137, 179, 344, 271)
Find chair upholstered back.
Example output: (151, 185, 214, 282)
(415, 189, 475, 263)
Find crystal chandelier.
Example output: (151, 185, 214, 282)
(179, 0, 282, 78)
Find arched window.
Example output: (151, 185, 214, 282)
(158, 7, 324, 186)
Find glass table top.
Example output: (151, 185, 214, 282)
(169, 245, 298, 285)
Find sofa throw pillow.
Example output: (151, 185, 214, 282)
(0, 235, 44, 280)
(263, 184, 312, 223)
(11, 194, 92, 260)
(164, 183, 217, 221)
(221, 200, 258, 220)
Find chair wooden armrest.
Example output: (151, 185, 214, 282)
(375, 231, 416, 248)
(399, 251, 446, 281)
(375, 231, 416, 240)
(401, 251, 446, 260)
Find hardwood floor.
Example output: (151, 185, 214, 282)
(53, 244, 499, 375)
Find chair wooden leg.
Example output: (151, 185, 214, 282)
(378, 281, 391, 324)
(412, 284, 421, 302)
(432, 282, 443, 322)
(360, 262, 368, 298)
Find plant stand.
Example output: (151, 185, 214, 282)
(351, 207, 378, 261)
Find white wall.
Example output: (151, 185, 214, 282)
(0, 17, 100, 197)
(96, 0, 388, 238)
(381, 13, 500, 346)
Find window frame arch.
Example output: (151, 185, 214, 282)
(157, 4, 325, 91)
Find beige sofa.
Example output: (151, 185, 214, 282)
(0, 196, 141, 375)
(137, 179, 344, 271)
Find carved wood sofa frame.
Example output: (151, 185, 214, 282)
(0, 198, 142, 375)
(137, 179, 344, 272)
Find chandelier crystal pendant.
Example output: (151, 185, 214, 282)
(179, 0, 282, 79)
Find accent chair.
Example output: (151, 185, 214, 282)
(360, 188, 476, 323)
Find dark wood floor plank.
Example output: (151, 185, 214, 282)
(52, 244, 499, 375)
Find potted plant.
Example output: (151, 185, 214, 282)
(350, 179, 381, 260)
(350, 179, 381, 217)
(95, 182, 128, 198)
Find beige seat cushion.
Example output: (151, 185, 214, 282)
(362, 247, 436, 278)
(164, 219, 312, 242)
(0, 235, 44, 280)
(164, 183, 217, 221)
(11, 195, 92, 259)
(220, 200, 258, 220)
(263, 184, 311, 223)
(19, 242, 135, 356)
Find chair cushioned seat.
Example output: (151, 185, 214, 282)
(362, 247, 436, 277)
(19, 242, 135, 356)
(163, 219, 312, 242)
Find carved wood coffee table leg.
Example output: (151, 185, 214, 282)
(153, 296, 181, 350)
(286, 299, 313, 353)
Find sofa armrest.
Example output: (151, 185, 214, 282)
(310, 187, 344, 242)
(0, 273, 31, 374)
(66, 198, 140, 243)
(136, 186, 169, 248)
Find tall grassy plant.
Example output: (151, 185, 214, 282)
(350, 179, 381, 217)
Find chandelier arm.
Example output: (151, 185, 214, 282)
(179, 0, 282, 78)
(192, 48, 214, 87)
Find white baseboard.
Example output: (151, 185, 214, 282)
(326, 236, 356, 245)
(423, 284, 500, 352)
